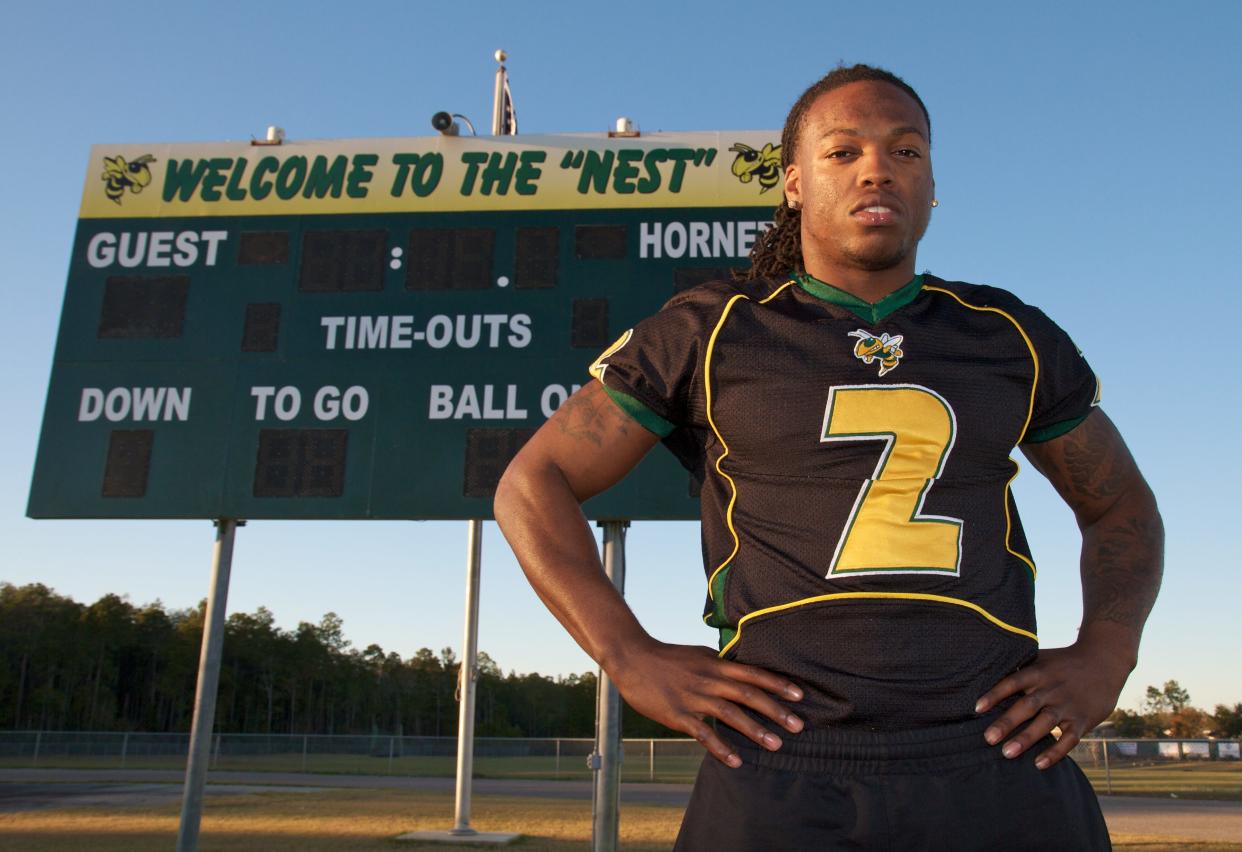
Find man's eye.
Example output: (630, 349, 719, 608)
(826, 150, 855, 159)
(894, 148, 922, 158)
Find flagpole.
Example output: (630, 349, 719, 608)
(492, 49, 507, 135)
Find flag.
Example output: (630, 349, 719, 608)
(500, 73, 518, 135)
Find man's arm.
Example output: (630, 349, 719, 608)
(494, 380, 804, 768)
(975, 408, 1163, 768)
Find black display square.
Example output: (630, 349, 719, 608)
(463, 428, 536, 498)
(574, 225, 627, 259)
(98, 276, 189, 339)
(102, 430, 153, 498)
(254, 429, 348, 497)
(299, 230, 386, 292)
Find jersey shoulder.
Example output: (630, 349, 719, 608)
(659, 274, 790, 313)
(921, 274, 1069, 337)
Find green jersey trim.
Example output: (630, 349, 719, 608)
(1023, 413, 1089, 444)
(599, 384, 676, 437)
(794, 273, 925, 323)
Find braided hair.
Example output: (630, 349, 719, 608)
(742, 64, 931, 281)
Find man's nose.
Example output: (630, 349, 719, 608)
(857, 151, 895, 186)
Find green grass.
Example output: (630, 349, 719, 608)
(1080, 760, 1242, 800)
(4, 753, 1240, 799)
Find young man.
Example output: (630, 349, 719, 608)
(495, 65, 1162, 850)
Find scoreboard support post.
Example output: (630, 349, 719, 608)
(591, 520, 628, 852)
(400, 520, 519, 845)
(175, 518, 240, 852)
(451, 519, 483, 835)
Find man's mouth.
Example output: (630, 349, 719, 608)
(851, 205, 898, 226)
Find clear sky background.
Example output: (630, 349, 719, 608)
(2, 0, 1238, 715)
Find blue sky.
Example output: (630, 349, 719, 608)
(2, 0, 1239, 714)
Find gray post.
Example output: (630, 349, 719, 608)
(301, 734, 308, 771)
(121, 732, 129, 769)
(1103, 739, 1112, 794)
(451, 518, 484, 836)
(176, 518, 239, 852)
(592, 521, 628, 852)
(31, 731, 40, 768)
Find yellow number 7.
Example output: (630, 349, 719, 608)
(821, 384, 963, 576)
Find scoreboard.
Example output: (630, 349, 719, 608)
(28, 131, 782, 520)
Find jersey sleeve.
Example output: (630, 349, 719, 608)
(1019, 306, 1101, 444)
(587, 286, 725, 437)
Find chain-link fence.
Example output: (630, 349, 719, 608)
(1, 732, 1238, 793)
(0, 731, 705, 783)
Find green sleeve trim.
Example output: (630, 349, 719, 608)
(1023, 413, 1089, 444)
(600, 384, 676, 437)
(704, 563, 736, 650)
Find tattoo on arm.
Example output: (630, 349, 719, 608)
(553, 383, 633, 448)
(1025, 410, 1164, 635)
(1057, 415, 1133, 504)
(1084, 513, 1164, 630)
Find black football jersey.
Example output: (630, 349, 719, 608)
(590, 273, 1100, 729)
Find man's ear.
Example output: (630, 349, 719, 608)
(784, 163, 801, 207)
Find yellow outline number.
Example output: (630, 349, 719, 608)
(822, 384, 963, 576)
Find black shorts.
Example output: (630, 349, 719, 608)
(674, 714, 1109, 852)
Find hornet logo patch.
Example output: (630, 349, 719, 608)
(101, 154, 156, 205)
(728, 142, 781, 193)
(848, 329, 904, 377)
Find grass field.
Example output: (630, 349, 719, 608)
(4, 754, 1242, 799)
(1080, 761, 1242, 801)
(0, 787, 1240, 851)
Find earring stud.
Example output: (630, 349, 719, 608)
(931, 199, 940, 208)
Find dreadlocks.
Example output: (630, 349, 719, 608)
(742, 64, 931, 281)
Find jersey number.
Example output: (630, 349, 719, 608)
(821, 384, 963, 576)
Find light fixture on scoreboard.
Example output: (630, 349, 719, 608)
(431, 112, 477, 137)
(250, 125, 285, 147)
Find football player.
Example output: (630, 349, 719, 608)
(495, 64, 1162, 850)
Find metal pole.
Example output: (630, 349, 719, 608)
(176, 518, 239, 852)
(592, 521, 628, 852)
(1103, 739, 1112, 794)
(451, 518, 484, 836)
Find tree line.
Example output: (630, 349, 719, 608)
(4, 583, 1238, 740)
(0, 582, 675, 738)
(1106, 680, 1242, 739)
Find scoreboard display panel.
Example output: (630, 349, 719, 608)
(28, 132, 783, 520)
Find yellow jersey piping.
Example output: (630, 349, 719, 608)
(921, 285, 1039, 439)
(718, 591, 1038, 657)
(923, 284, 1040, 581)
(704, 279, 796, 603)
(1004, 459, 1037, 579)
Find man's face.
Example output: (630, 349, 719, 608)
(784, 80, 934, 276)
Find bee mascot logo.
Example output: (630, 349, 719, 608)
(728, 142, 781, 193)
(101, 154, 156, 205)
(848, 329, 904, 376)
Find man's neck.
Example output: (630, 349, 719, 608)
(800, 261, 917, 304)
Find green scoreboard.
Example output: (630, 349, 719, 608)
(28, 131, 782, 520)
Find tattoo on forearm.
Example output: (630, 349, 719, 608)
(1084, 513, 1164, 630)
(554, 384, 632, 448)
